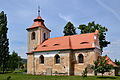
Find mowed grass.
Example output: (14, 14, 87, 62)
(0, 73, 120, 80)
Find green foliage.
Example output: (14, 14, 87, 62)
(92, 56, 113, 76)
(21, 58, 27, 64)
(13, 69, 27, 73)
(82, 67, 88, 77)
(115, 59, 120, 72)
(115, 59, 120, 67)
(63, 22, 76, 36)
(0, 11, 9, 73)
(93, 61, 98, 76)
(8, 51, 22, 71)
(78, 21, 110, 51)
(7, 76, 11, 80)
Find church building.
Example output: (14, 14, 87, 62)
(26, 14, 117, 75)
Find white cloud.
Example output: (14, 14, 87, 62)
(96, 0, 120, 21)
(111, 39, 120, 46)
(58, 13, 72, 22)
(103, 50, 112, 54)
(103, 39, 120, 60)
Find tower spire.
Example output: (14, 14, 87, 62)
(38, 5, 40, 16)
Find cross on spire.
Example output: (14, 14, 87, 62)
(38, 5, 40, 16)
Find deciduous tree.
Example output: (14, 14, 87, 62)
(63, 22, 76, 36)
(78, 21, 110, 51)
(92, 56, 113, 77)
(9, 51, 21, 71)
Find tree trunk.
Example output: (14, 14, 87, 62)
(102, 73, 103, 77)
(94, 71, 97, 76)
(3, 62, 5, 74)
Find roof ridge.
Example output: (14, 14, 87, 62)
(48, 35, 70, 39)
(48, 32, 96, 39)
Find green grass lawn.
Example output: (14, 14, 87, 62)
(0, 73, 119, 80)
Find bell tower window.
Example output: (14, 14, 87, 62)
(31, 32, 35, 40)
(43, 33, 46, 40)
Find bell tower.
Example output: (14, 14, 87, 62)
(26, 11, 51, 53)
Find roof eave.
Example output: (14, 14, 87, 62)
(26, 27, 39, 30)
(32, 47, 95, 53)
(26, 26, 51, 32)
(26, 52, 33, 54)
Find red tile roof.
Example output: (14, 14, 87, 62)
(36, 16, 42, 19)
(105, 56, 118, 67)
(26, 16, 51, 32)
(33, 31, 99, 52)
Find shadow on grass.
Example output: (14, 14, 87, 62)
(97, 76, 116, 79)
(0, 72, 12, 74)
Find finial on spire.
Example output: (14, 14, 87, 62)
(38, 5, 40, 16)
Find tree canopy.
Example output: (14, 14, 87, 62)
(92, 56, 113, 76)
(8, 51, 22, 71)
(0, 11, 9, 73)
(63, 22, 76, 36)
(78, 21, 110, 51)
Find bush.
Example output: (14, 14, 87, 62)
(7, 76, 11, 80)
(82, 67, 87, 77)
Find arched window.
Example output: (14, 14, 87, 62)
(31, 32, 35, 40)
(43, 33, 46, 40)
(55, 54, 60, 64)
(39, 55, 44, 64)
(78, 54, 84, 63)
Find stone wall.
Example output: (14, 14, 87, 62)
(27, 54, 34, 74)
(73, 49, 98, 75)
(33, 50, 71, 75)
(97, 69, 115, 76)
(27, 48, 101, 75)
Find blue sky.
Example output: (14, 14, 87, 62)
(0, 0, 120, 60)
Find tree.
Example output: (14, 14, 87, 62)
(63, 22, 76, 36)
(115, 59, 120, 75)
(78, 21, 110, 51)
(115, 59, 120, 67)
(92, 56, 113, 77)
(93, 61, 98, 76)
(8, 51, 22, 71)
(0, 11, 9, 73)
(82, 67, 88, 77)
